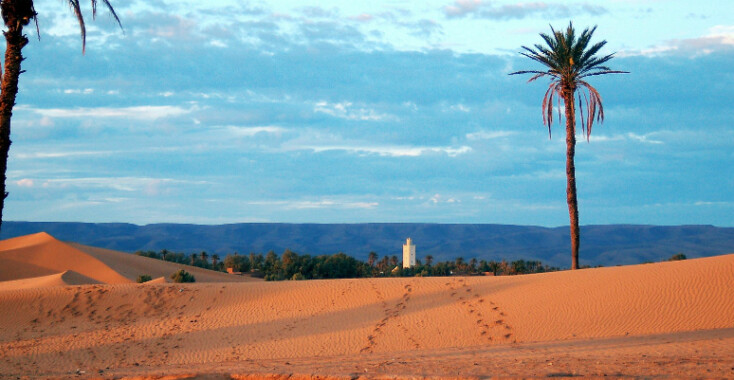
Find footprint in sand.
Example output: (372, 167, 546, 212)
(361, 280, 417, 353)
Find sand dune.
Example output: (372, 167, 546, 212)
(1, 233, 733, 378)
(0, 232, 131, 284)
(0, 232, 259, 285)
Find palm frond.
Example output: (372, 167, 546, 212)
(97, 0, 123, 31)
(528, 72, 550, 82)
(541, 82, 563, 138)
(576, 80, 605, 140)
(65, 0, 123, 53)
(579, 69, 629, 79)
(579, 41, 607, 66)
(578, 91, 588, 140)
(542, 85, 554, 137)
(66, 0, 86, 53)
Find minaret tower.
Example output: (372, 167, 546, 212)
(403, 238, 416, 268)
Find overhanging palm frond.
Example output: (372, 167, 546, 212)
(67, 0, 123, 54)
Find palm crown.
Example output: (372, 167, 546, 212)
(510, 22, 627, 140)
(3, 0, 123, 53)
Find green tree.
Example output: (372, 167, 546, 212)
(510, 22, 626, 269)
(668, 253, 687, 261)
(223, 253, 250, 272)
(264, 250, 279, 271)
(249, 252, 264, 270)
(0, 0, 122, 230)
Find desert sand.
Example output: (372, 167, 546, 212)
(1, 232, 733, 379)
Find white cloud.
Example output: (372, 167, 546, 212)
(430, 193, 460, 204)
(449, 103, 470, 112)
(623, 25, 734, 57)
(15, 179, 35, 187)
(444, 0, 482, 18)
(248, 199, 379, 210)
(626, 133, 663, 145)
(590, 133, 663, 145)
(28, 105, 195, 120)
(314, 101, 394, 121)
(223, 125, 288, 137)
(38, 177, 211, 192)
(443, 1, 606, 19)
(15, 151, 113, 159)
(301, 143, 471, 157)
(466, 130, 514, 140)
(210, 39, 228, 48)
(63, 88, 94, 94)
(694, 201, 732, 207)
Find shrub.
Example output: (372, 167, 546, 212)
(137, 274, 153, 283)
(170, 269, 196, 283)
(669, 253, 687, 261)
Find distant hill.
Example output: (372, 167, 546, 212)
(2, 222, 733, 268)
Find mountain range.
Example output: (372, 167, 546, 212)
(2, 221, 733, 268)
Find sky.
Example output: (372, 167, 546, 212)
(4, 0, 734, 227)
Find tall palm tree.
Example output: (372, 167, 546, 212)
(510, 22, 626, 269)
(0, 0, 122, 231)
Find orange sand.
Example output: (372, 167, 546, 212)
(1, 232, 733, 379)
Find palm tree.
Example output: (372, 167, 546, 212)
(424, 254, 433, 267)
(454, 257, 464, 273)
(367, 251, 378, 267)
(510, 22, 626, 269)
(0, 1, 122, 231)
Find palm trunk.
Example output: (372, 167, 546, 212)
(563, 87, 580, 270)
(0, 20, 29, 232)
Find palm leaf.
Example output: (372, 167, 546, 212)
(66, 0, 86, 52)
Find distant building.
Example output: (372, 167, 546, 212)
(403, 238, 416, 268)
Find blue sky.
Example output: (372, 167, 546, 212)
(5, 0, 734, 226)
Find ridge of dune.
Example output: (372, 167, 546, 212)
(69, 242, 260, 283)
(0, 270, 101, 291)
(145, 276, 167, 284)
(0, 231, 55, 251)
(0, 232, 131, 284)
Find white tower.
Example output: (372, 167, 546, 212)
(403, 238, 416, 268)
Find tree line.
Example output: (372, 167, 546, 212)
(134, 248, 560, 281)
